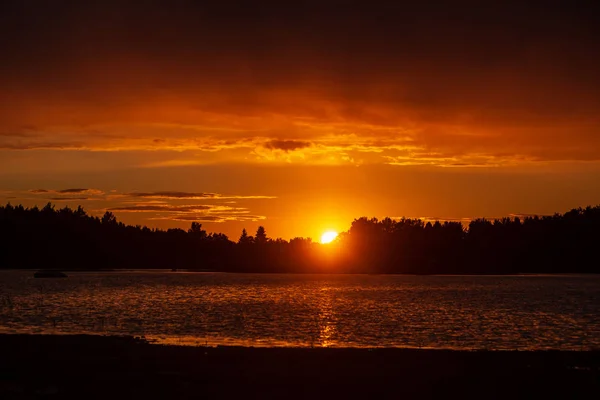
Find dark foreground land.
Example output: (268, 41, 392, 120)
(1, 335, 599, 399)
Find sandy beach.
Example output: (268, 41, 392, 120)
(1, 334, 599, 399)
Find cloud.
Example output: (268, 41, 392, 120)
(108, 205, 212, 212)
(150, 214, 266, 223)
(264, 140, 312, 152)
(508, 213, 552, 219)
(125, 191, 276, 200)
(2, 2, 599, 166)
(30, 188, 104, 195)
(126, 191, 218, 199)
(58, 188, 88, 194)
(415, 217, 475, 224)
(107, 202, 267, 223)
(26, 189, 104, 201)
(21, 189, 274, 206)
(3, 187, 273, 227)
(49, 197, 89, 201)
(0, 141, 86, 150)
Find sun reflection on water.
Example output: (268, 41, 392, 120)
(0, 271, 599, 350)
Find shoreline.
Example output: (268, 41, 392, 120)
(1, 334, 599, 399)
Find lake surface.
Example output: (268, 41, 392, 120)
(1, 271, 599, 350)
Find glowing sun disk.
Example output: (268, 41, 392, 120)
(321, 231, 338, 244)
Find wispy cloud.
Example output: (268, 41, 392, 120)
(6, 188, 274, 225)
(48, 197, 89, 201)
(5, 120, 596, 168)
(414, 217, 475, 225)
(126, 191, 218, 199)
(30, 188, 104, 195)
(125, 191, 276, 200)
(108, 205, 212, 212)
(107, 203, 267, 223)
(150, 214, 266, 223)
(24, 188, 105, 201)
(19, 188, 276, 204)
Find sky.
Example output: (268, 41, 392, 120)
(1, 1, 600, 240)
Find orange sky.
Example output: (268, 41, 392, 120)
(1, 1, 600, 240)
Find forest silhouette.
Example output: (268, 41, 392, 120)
(1, 202, 599, 274)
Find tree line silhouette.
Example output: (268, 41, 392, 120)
(1, 202, 599, 274)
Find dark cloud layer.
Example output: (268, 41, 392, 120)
(1, 1, 599, 162)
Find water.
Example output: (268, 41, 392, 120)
(0, 270, 599, 350)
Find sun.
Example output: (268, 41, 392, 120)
(320, 230, 338, 244)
